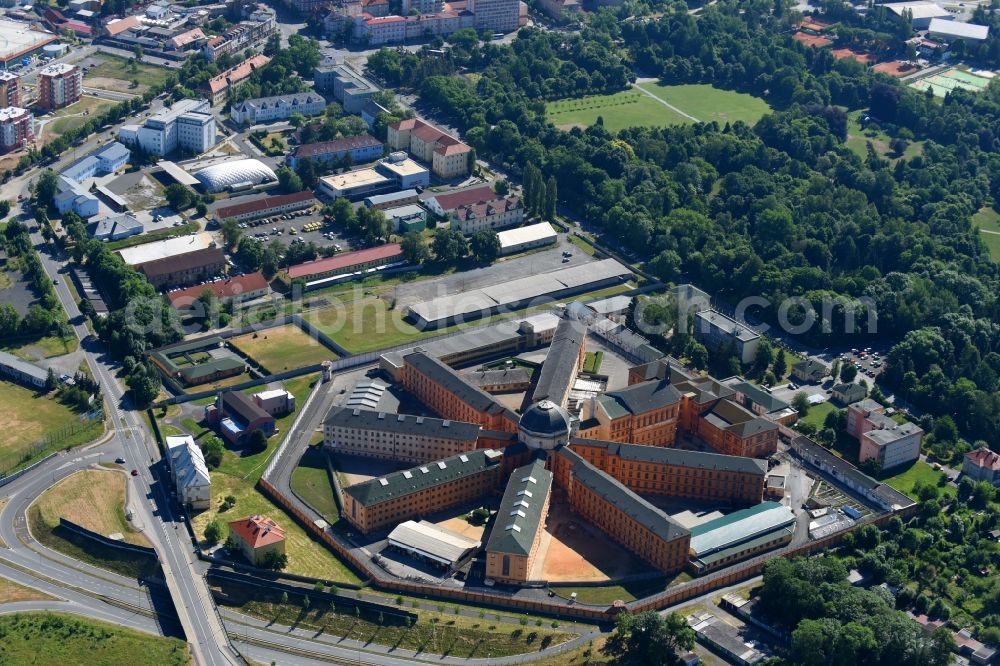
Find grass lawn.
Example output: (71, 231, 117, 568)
(213, 580, 575, 659)
(582, 351, 604, 374)
(0, 577, 54, 604)
(547, 90, 687, 132)
(104, 222, 199, 251)
(290, 446, 340, 524)
(307, 283, 634, 354)
(567, 235, 598, 256)
(636, 83, 772, 126)
(1, 334, 78, 360)
(33, 470, 150, 547)
(552, 572, 692, 605)
(47, 96, 118, 137)
(973, 207, 1000, 261)
(230, 325, 337, 374)
(844, 110, 924, 162)
(0, 613, 189, 665)
(83, 53, 172, 94)
(882, 460, 955, 501)
(799, 400, 837, 430)
(0, 380, 104, 473)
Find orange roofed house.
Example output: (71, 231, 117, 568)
(228, 515, 285, 566)
(199, 54, 270, 106)
(387, 118, 471, 179)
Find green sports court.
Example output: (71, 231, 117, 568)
(910, 68, 993, 98)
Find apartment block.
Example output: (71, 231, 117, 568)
(387, 117, 471, 179)
(0, 106, 32, 152)
(848, 399, 923, 470)
(471, 0, 520, 32)
(324, 406, 482, 464)
(0, 71, 20, 108)
(287, 135, 384, 169)
(693, 310, 760, 365)
(199, 54, 270, 106)
(230, 92, 326, 125)
(342, 448, 506, 533)
(37, 63, 81, 110)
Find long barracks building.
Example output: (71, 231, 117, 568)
(324, 406, 481, 464)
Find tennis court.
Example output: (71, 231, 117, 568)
(910, 68, 992, 98)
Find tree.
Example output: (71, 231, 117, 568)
(494, 179, 509, 195)
(792, 391, 810, 416)
(432, 228, 469, 263)
(773, 351, 788, 379)
(401, 231, 430, 264)
(276, 166, 303, 193)
(200, 435, 224, 470)
(246, 429, 268, 453)
(34, 169, 59, 207)
(288, 112, 306, 128)
(0, 303, 20, 338)
(165, 183, 194, 211)
(195, 201, 208, 217)
(204, 519, 223, 545)
(544, 175, 557, 220)
(221, 218, 242, 248)
(281, 591, 289, 605)
(328, 197, 355, 228)
(839, 364, 858, 383)
(602, 611, 695, 666)
(469, 230, 500, 263)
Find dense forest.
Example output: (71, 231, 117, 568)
(366, 1, 1000, 444)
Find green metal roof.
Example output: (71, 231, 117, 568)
(689, 501, 795, 557)
(485, 459, 552, 556)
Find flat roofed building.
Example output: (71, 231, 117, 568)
(497, 222, 557, 255)
(118, 99, 216, 157)
(401, 351, 518, 433)
(927, 17, 988, 41)
(0, 105, 33, 152)
(214, 190, 316, 222)
(0, 19, 59, 66)
(316, 62, 378, 113)
(316, 168, 394, 200)
(364, 189, 419, 210)
(387, 520, 480, 569)
(688, 501, 795, 574)
(253, 388, 296, 416)
(37, 62, 81, 110)
(228, 514, 285, 566)
(0, 72, 21, 109)
(485, 459, 552, 584)
(324, 406, 482, 464)
(165, 434, 211, 510)
(557, 447, 690, 573)
(693, 310, 760, 365)
(343, 448, 506, 533)
(384, 203, 427, 233)
(377, 152, 430, 189)
(848, 399, 923, 470)
(883, 1, 951, 28)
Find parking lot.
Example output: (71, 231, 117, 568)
(210, 199, 356, 253)
(841, 346, 886, 382)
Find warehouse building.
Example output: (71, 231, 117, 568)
(364, 189, 419, 210)
(384, 203, 427, 232)
(324, 406, 482, 464)
(284, 243, 404, 286)
(316, 168, 394, 200)
(497, 222, 557, 255)
(687, 501, 795, 574)
(386, 520, 480, 570)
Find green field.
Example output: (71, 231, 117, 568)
(974, 207, 1000, 261)
(552, 572, 692, 605)
(230, 325, 337, 374)
(845, 111, 924, 162)
(582, 351, 603, 374)
(291, 446, 340, 524)
(798, 400, 837, 430)
(546, 84, 771, 132)
(0, 380, 103, 473)
(882, 460, 956, 501)
(84, 53, 172, 94)
(0, 613, 189, 665)
(46, 96, 119, 137)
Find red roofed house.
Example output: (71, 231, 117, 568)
(387, 118, 471, 179)
(423, 185, 524, 234)
(287, 135, 385, 169)
(963, 446, 1000, 486)
(104, 15, 141, 37)
(228, 515, 286, 566)
(284, 243, 405, 283)
(165, 271, 269, 309)
(199, 54, 270, 106)
(214, 190, 316, 223)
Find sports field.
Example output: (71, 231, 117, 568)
(974, 207, 1000, 261)
(910, 68, 992, 98)
(230, 324, 337, 374)
(546, 83, 771, 132)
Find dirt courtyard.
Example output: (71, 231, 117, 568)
(435, 515, 486, 542)
(531, 498, 647, 582)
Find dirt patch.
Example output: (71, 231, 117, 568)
(0, 576, 56, 604)
(436, 515, 486, 541)
(533, 499, 647, 582)
(83, 76, 146, 94)
(118, 174, 165, 210)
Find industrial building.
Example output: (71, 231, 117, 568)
(927, 18, 988, 41)
(386, 520, 480, 570)
(405, 258, 632, 329)
(497, 222, 558, 255)
(324, 406, 482, 464)
(0, 19, 59, 66)
(165, 434, 211, 510)
(687, 502, 795, 574)
(883, 1, 951, 29)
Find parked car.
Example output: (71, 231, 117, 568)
(130, 469, 139, 476)
(115, 457, 125, 464)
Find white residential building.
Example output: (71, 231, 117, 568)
(229, 92, 326, 125)
(166, 435, 211, 510)
(118, 99, 216, 157)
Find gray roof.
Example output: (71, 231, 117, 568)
(673, 375, 737, 404)
(231, 91, 324, 113)
(485, 460, 552, 556)
(463, 367, 531, 388)
(832, 382, 867, 402)
(727, 379, 790, 413)
(364, 189, 419, 206)
(793, 358, 827, 377)
(560, 447, 688, 543)
(0, 350, 48, 383)
(404, 351, 514, 417)
(530, 317, 586, 404)
(324, 406, 481, 441)
(688, 501, 795, 557)
(519, 400, 572, 436)
(344, 448, 503, 507)
(703, 400, 777, 437)
(864, 419, 923, 446)
(570, 437, 767, 476)
(387, 520, 480, 565)
(694, 310, 760, 343)
(602, 378, 681, 415)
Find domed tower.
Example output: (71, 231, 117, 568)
(518, 400, 572, 450)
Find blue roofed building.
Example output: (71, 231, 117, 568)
(60, 141, 130, 182)
(54, 175, 99, 218)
